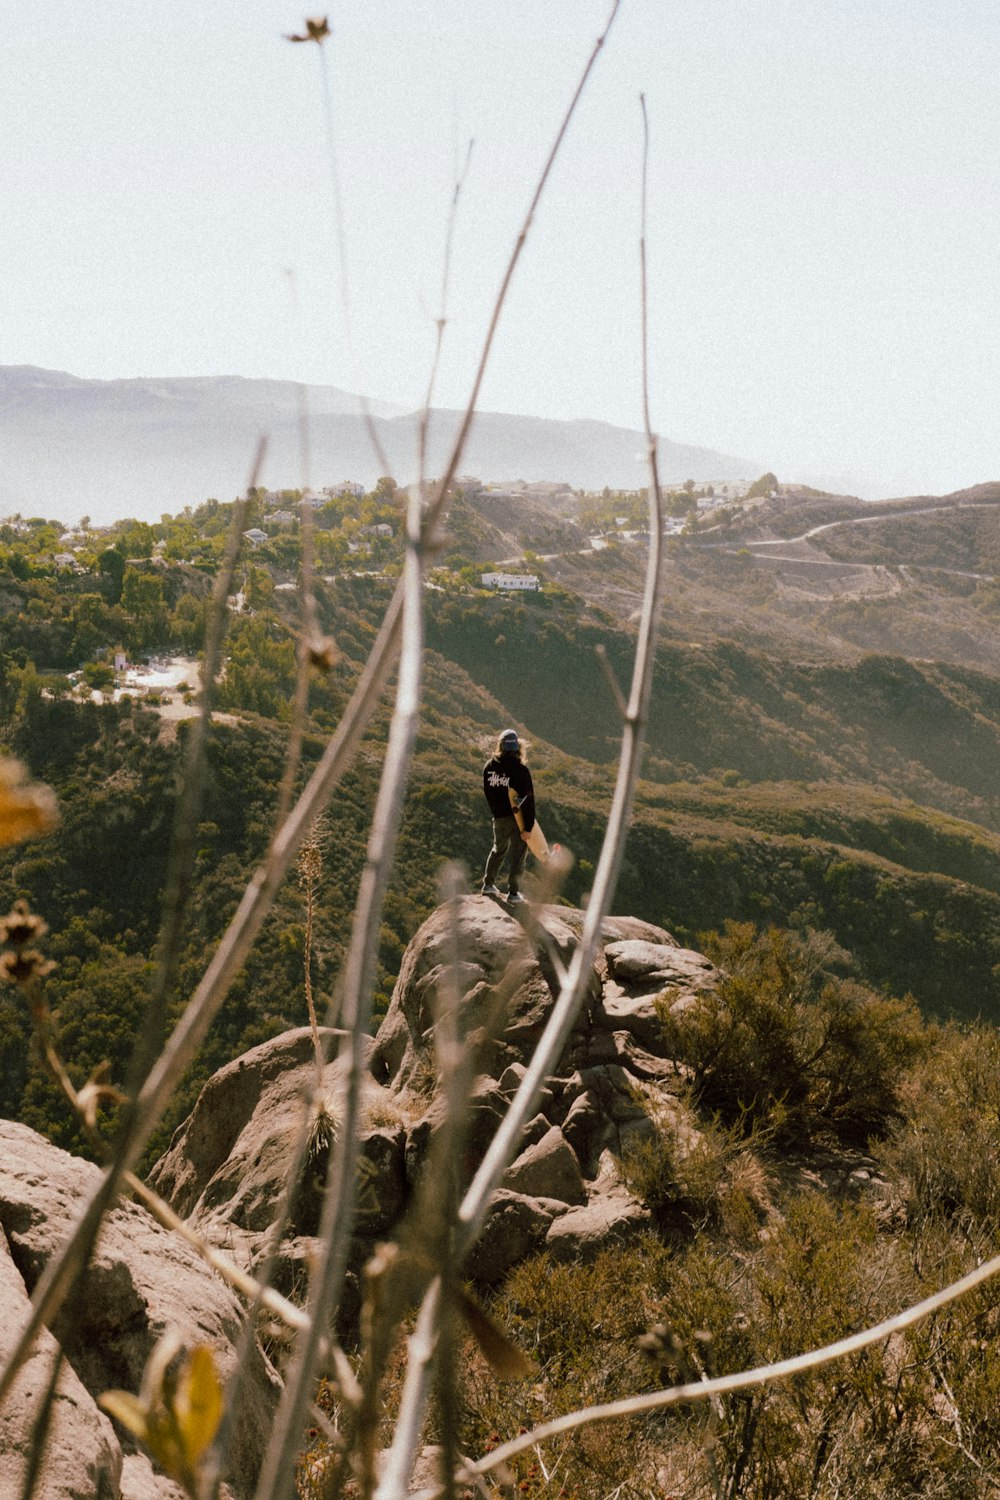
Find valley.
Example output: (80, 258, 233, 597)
(3, 477, 1000, 1162)
(4, 474, 1000, 1497)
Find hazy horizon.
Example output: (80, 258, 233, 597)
(5, 3, 1000, 505)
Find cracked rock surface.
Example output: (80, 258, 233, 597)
(0, 1119, 280, 1500)
(153, 898, 720, 1294)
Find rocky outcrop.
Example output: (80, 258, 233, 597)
(152, 898, 720, 1290)
(148, 1025, 409, 1318)
(0, 1225, 122, 1500)
(0, 1120, 280, 1500)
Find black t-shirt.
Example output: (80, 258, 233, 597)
(482, 754, 535, 831)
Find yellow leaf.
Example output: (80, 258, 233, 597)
(98, 1389, 151, 1445)
(100, 1336, 223, 1497)
(175, 1345, 224, 1464)
(453, 1286, 537, 1380)
(0, 760, 57, 847)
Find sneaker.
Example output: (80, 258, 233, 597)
(481, 883, 502, 897)
(505, 891, 528, 905)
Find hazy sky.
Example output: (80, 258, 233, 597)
(4, 1, 999, 497)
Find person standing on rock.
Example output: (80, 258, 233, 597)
(481, 728, 534, 904)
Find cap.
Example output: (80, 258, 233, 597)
(499, 729, 519, 752)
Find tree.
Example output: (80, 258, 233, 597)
(116, 520, 158, 559)
(244, 563, 274, 610)
(748, 470, 779, 498)
(82, 661, 115, 692)
(371, 475, 399, 504)
(98, 547, 126, 603)
(120, 568, 168, 650)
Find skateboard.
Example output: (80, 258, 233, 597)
(509, 787, 551, 860)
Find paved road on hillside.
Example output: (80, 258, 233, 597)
(738, 500, 1000, 552)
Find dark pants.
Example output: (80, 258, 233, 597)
(483, 814, 527, 894)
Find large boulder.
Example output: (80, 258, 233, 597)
(149, 1027, 410, 1285)
(154, 900, 719, 1290)
(371, 900, 719, 1274)
(0, 1225, 122, 1500)
(150, 899, 722, 1292)
(0, 1120, 280, 1499)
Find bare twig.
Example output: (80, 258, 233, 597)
(298, 823, 326, 1075)
(456, 62, 664, 1265)
(472, 1248, 1000, 1475)
(272, 390, 319, 833)
(418, 0, 623, 548)
(128, 441, 262, 1097)
(253, 424, 429, 1500)
(0, 581, 404, 1418)
(259, 13, 625, 1494)
(378, 25, 658, 1492)
(418, 139, 475, 499)
(126, 1169, 360, 1407)
(311, 29, 393, 480)
(594, 642, 628, 720)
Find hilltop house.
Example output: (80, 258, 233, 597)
(481, 571, 540, 592)
(243, 528, 268, 547)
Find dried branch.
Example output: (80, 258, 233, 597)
(253, 448, 428, 1500)
(594, 643, 628, 720)
(472, 1246, 1000, 1475)
(310, 27, 393, 480)
(456, 62, 664, 1266)
(0, 581, 404, 1418)
(377, 25, 658, 1493)
(129, 442, 262, 1097)
(419, 0, 623, 547)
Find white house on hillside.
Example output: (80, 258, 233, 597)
(481, 572, 540, 592)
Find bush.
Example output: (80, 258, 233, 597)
(658, 922, 929, 1146)
(619, 1091, 772, 1240)
(464, 1247, 673, 1499)
(880, 1022, 1000, 1233)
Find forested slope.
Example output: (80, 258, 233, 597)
(6, 496, 1000, 1157)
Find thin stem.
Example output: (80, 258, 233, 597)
(254, 461, 427, 1500)
(127, 441, 262, 1098)
(594, 643, 628, 719)
(315, 37, 392, 479)
(273, 394, 318, 834)
(418, 139, 475, 496)
(0, 582, 404, 1417)
(473, 1248, 1000, 1474)
(419, 0, 623, 547)
(455, 73, 665, 1265)
(379, 70, 668, 1488)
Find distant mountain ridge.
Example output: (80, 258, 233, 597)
(0, 364, 761, 525)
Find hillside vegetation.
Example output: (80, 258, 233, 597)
(9, 481, 1000, 1496)
(5, 486, 1000, 1159)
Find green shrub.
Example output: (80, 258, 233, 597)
(464, 1247, 673, 1499)
(659, 922, 929, 1145)
(880, 1021, 1000, 1233)
(619, 1093, 772, 1240)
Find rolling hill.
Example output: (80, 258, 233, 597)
(0, 364, 761, 525)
